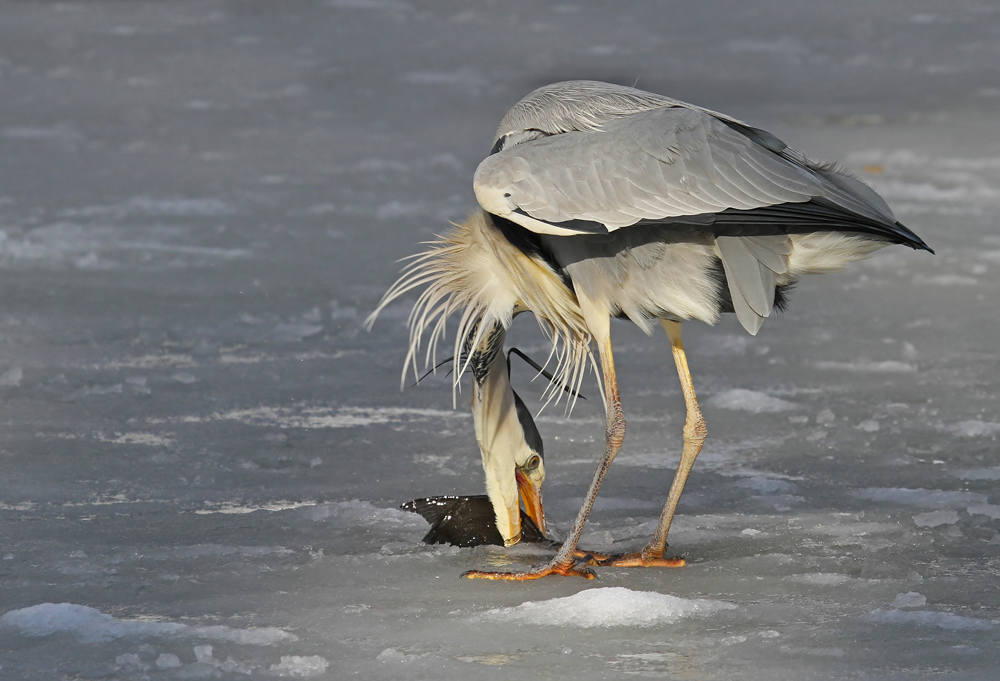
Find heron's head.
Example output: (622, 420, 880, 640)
(479, 386, 547, 546)
(511, 388, 546, 538)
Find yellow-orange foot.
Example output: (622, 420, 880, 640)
(574, 548, 612, 563)
(588, 551, 686, 568)
(463, 561, 596, 581)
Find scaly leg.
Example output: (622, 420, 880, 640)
(465, 293, 620, 580)
(593, 320, 704, 568)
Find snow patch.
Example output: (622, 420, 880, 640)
(0, 603, 296, 644)
(707, 389, 798, 414)
(483, 587, 735, 628)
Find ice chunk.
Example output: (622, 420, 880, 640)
(270, 655, 331, 677)
(955, 467, 1000, 481)
(866, 609, 994, 631)
(707, 389, 797, 414)
(792, 573, 851, 586)
(967, 504, 1000, 520)
(156, 654, 182, 669)
(892, 592, 927, 608)
(115, 653, 148, 671)
(0, 603, 296, 644)
(944, 420, 1000, 438)
(376, 648, 426, 662)
(483, 587, 735, 628)
(912, 510, 960, 527)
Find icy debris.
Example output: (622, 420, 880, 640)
(735, 476, 796, 494)
(707, 389, 797, 414)
(815, 409, 836, 425)
(914, 274, 979, 286)
(0, 366, 22, 387)
(913, 510, 960, 527)
(156, 653, 182, 669)
(814, 360, 915, 372)
(865, 609, 994, 631)
(140, 544, 294, 560)
(944, 420, 1000, 438)
(399, 68, 486, 89)
(892, 592, 928, 608)
(304, 500, 424, 527)
(270, 655, 331, 676)
(60, 197, 235, 219)
(0, 603, 296, 644)
(191, 645, 253, 674)
(855, 419, 880, 432)
(851, 487, 987, 508)
(967, 504, 1000, 520)
(376, 648, 427, 662)
(483, 587, 735, 628)
(792, 573, 851, 586)
(163, 404, 468, 429)
(955, 466, 1000, 480)
(328, 0, 413, 12)
(457, 653, 522, 666)
(97, 432, 175, 447)
(115, 653, 148, 671)
(268, 322, 324, 343)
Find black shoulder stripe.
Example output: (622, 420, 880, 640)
(512, 208, 610, 235)
(487, 213, 573, 288)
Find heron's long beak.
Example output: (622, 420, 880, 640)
(515, 467, 546, 537)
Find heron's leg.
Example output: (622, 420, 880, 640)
(465, 294, 620, 580)
(592, 319, 703, 568)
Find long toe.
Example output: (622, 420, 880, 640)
(463, 560, 596, 580)
(592, 551, 686, 568)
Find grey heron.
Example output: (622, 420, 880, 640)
(367, 80, 932, 580)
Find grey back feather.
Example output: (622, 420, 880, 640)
(480, 81, 918, 336)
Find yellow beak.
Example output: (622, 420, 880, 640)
(515, 468, 546, 537)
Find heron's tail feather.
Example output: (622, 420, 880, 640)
(716, 235, 791, 335)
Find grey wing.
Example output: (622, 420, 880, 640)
(474, 106, 820, 334)
(474, 106, 825, 236)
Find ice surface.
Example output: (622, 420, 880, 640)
(483, 587, 736, 628)
(1, 1, 999, 680)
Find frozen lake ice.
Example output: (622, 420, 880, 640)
(1, 1, 998, 678)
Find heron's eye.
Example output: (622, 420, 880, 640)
(525, 455, 541, 471)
